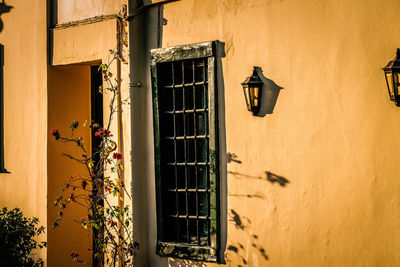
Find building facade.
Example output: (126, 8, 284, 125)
(1, 0, 400, 266)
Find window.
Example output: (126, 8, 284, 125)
(150, 41, 223, 262)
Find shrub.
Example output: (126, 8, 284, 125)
(0, 207, 46, 267)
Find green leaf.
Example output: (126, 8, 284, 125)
(69, 120, 79, 129)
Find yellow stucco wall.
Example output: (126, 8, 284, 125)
(52, 19, 117, 66)
(57, 0, 127, 24)
(0, 0, 48, 262)
(147, 0, 400, 266)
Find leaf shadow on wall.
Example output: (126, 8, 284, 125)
(226, 153, 290, 265)
(227, 209, 269, 267)
(253, 67, 283, 118)
(0, 0, 12, 33)
(227, 152, 290, 192)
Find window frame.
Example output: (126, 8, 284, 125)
(150, 41, 223, 262)
(0, 44, 8, 173)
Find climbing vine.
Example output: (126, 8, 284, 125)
(50, 14, 136, 267)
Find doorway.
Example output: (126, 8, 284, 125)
(48, 63, 104, 266)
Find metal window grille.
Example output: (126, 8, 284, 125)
(151, 41, 222, 262)
(158, 58, 210, 246)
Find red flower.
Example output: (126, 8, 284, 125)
(70, 250, 80, 258)
(105, 186, 112, 194)
(50, 129, 60, 140)
(113, 153, 123, 160)
(95, 128, 112, 137)
(50, 129, 58, 136)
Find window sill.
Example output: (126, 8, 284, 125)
(0, 168, 9, 173)
(156, 241, 218, 262)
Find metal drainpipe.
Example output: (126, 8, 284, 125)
(116, 11, 125, 266)
(125, 0, 144, 265)
(124, 1, 177, 265)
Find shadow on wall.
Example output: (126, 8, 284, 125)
(226, 153, 289, 265)
(228, 170, 289, 187)
(253, 67, 283, 117)
(227, 209, 270, 267)
(227, 169, 289, 199)
(0, 0, 12, 33)
(227, 152, 242, 164)
(227, 154, 289, 188)
(266, 171, 289, 187)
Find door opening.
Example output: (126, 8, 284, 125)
(91, 65, 103, 266)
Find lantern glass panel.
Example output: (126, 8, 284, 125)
(253, 86, 260, 107)
(385, 72, 395, 100)
(395, 72, 400, 96)
(243, 85, 251, 111)
(250, 86, 259, 109)
(250, 86, 255, 105)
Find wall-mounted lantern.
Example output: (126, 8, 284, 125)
(382, 49, 400, 106)
(241, 67, 263, 115)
